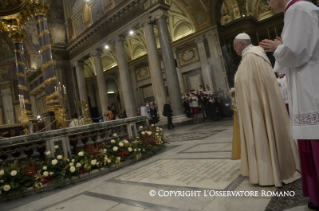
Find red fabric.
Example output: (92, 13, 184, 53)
(298, 140, 319, 206)
(285, 0, 305, 12)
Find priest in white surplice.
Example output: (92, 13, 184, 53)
(260, 0, 319, 208)
(233, 33, 300, 187)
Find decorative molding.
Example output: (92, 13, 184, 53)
(9, 30, 25, 43)
(139, 18, 151, 28)
(45, 92, 57, 102)
(38, 30, 49, 39)
(17, 72, 28, 80)
(18, 84, 30, 92)
(151, 10, 170, 22)
(136, 66, 150, 81)
(41, 60, 54, 72)
(40, 44, 51, 54)
(194, 36, 205, 44)
(0, 82, 11, 91)
(43, 76, 57, 87)
(36, 17, 47, 24)
(14, 50, 24, 55)
(178, 46, 199, 67)
(15, 60, 25, 66)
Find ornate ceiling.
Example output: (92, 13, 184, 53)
(0, 0, 26, 18)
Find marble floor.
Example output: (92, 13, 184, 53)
(0, 120, 309, 211)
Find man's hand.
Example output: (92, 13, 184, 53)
(259, 37, 283, 52)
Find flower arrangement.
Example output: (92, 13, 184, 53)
(0, 125, 167, 201)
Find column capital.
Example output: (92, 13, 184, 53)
(8, 30, 25, 43)
(205, 30, 217, 39)
(139, 18, 152, 28)
(90, 49, 103, 57)
(114, 35, 126, 44)
(151, 10, 170, 22)
(73, 61, 85, 68)
(32, 1, 50, 17)
(194, 35, 205, 44)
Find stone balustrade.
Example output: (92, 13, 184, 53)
(0, 116, 148, 165)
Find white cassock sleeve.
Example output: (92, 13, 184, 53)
(274, 8, 319, 68)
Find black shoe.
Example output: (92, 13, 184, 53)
(308, 202, 319, 211)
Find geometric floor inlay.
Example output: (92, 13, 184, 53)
(167, 132, 217, 142)
(116, 159, 240, 190)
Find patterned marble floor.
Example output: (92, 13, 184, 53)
(0, 120, 308, 211)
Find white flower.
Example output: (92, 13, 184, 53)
(147, 131, 152, 135)
(155, 133, 158, 136)
(107, 159, 111, 163)
(70, 166, 76, 173)
(96, 162, 100, 166)
(0, 180, 3, 183)
(113, 146, 118, 151)
(69, 163, 74, 166)
(50, 172, 54, 175)
(67, 159, 69, 162)
(71, 159, 75, 163)
(0, 170, 4, 176)
(91, 159, 97, 165)
(156, 127, 159, 130)
(54, 145, 59, 149)
(160, 128, 163, 131)
(113, 133, 117, 137)
(138, 148, 141, 151)
(119, 142, 124, 147)
(111, 139, 116, 144)
(141, 132, 145, 135)
(151, 124, 154, 127)
(143, 149, 145, 151)
(78, 151, 84, 156)
(139, 126, 143, 129)
(45, 151, 51, 156)
(124, 140, 129, 144)
(116, 157, 121, 161)
(76, 163, 81, 168)
(104, 156, 108, 160)
(51, 159, 58, 165)
(103, 149, 107, 153)
(10, 170, 17, 177)
(3, 185, 11, 191)
(134, 149, 137, 152)
(156, 129, 159, 132)
(57, 155, 63, 160)
(43, 166, 47, 170)
(43, 171, 48, 177)
(128, 147, 132, 152)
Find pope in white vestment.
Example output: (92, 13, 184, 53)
(234, 33, 300, 187)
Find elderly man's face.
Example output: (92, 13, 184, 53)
(233, 39, 245, 56)
(268, 0, 285, 13)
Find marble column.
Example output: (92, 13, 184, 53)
(1, 88, 15, 124)
(152, 10, 184, 115)
(114, 36, 137, 118)
(9, 30, 33, 118)
(195, 35, 214, 92)
(74, 62, 89, 115)
(206, 30, 228, 92)
(140, 18, 167, 117)
(33, 2, 59, 111)
(90, 50, 109, 118)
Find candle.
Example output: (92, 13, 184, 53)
(54, 86, 57, 92)
(22, 95, 25, 108)
(18, 94, 22, 107)
(63, 85, 66, 94)
(59, 82, 61, 90)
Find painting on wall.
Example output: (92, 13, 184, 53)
(50, 22, 67, 46)
(74, 15, 84, 36)
(178, 46, 199, 66)
(136, 67, 150, 81)
(92, 1, 104, 23)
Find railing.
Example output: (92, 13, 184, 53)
(0, 116, 148, 164)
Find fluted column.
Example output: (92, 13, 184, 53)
(33, 1, 59, 111)
(114, 36, 137, 118)
(90, 50, 109, 118)
(74, 62, 89, 115)
(9, 30, 33, 119)
(152, 10, 183, 115)
(140, 18, 167, 117)
(206, 30, 228, 91)
(195, 35, 214, 92)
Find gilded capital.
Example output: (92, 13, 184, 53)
(8, 30, 25, 43)
(32, 1, 50, 17)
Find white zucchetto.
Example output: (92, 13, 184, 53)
(235, 33, 251, 40)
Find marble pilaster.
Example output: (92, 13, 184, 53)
(206, 30, 228, 92)
(74, 62, 89, 115)
(195, 36, 214, 92)
(172, 47, 185, 94)
(140, 18, 167, 117)
(90, 50, 109, 118)
(114, 36, 137, 118)
(152, 10, 184, 116)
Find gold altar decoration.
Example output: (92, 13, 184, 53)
(20, 107, 29, 123)
(54, 106, 67, 129)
